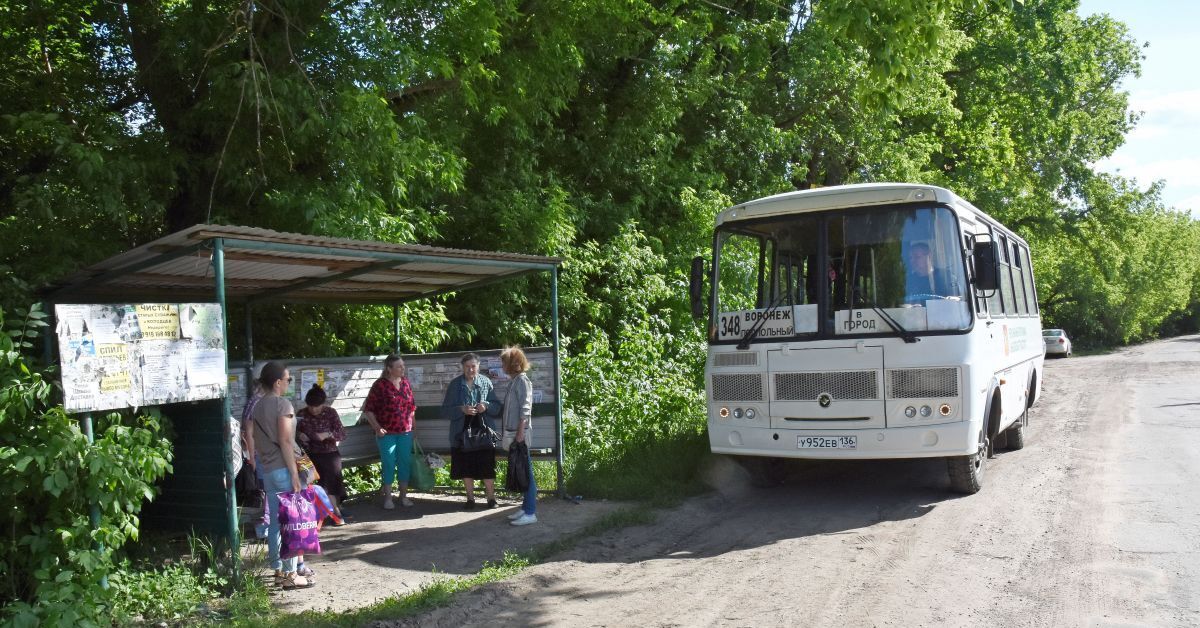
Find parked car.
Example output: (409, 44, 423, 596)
(1043, 328, 1072, 357)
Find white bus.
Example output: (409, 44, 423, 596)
(688, 183, 1043, 493)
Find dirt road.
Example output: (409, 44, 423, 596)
(388, 334, 1200, 627)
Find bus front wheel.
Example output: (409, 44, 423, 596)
(947, 428, 988, 494)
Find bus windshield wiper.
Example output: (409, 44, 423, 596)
(737, 292, 788, 350)
(870, 302, 919, 344)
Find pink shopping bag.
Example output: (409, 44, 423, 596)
(278, 488, 321, 559)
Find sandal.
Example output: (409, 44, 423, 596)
(281, 572, 314, 590)
(297, 563, 315, 578)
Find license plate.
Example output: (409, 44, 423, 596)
(797, 435, 857, 449)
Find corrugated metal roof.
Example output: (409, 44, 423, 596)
(42, 224, 561, 305)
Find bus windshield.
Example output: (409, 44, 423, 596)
(713, 205, 970, 342)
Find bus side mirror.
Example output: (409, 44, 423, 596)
(972, 241, 998, 292)
(689, 256, 707, 319)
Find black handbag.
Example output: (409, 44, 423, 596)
(459, 415, 500, 452)
(505, 441, 530, 493)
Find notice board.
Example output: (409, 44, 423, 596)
(55, 303, 227, 413)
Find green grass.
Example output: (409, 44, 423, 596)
(564, 430, 714, 502)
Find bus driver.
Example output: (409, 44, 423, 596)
(905, 242, 953, 301)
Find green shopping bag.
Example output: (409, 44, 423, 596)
(409, 438, 436, 492)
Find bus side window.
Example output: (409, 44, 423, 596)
(997, 234, 1016, 316)
(965, 232, 988, 317)
(985, 229, 1004, 316)
(1011, 241, 1029, 315)
(1020, 245, 1038, 313)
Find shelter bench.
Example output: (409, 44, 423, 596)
(230, 347, 562, 491)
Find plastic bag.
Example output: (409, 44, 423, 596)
(506, 441, 529, 493)
(278, 488, 321, 559)
(409, 439, 436, 492)
(310, 484, 342, 529)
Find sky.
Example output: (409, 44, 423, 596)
(1076, 1, 1200, 214)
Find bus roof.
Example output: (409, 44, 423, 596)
(716, 183, 978, 227)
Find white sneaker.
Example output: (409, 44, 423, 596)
(401, 497, 414, 507)
(510, 513, 537, 526)
(507, 510, 523, 520)
(383, 497, 395, 510)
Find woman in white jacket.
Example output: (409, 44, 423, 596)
(499, 346, 537, 526)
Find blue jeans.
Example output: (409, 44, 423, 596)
(263, 466, 299, 573)
(377, 432, 413, 486)
(522, 447, 537, 515)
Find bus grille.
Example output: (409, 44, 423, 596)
(774, 371, 878, 401)
(713, 352, 758, 367)
(711, 374, 763, 401)
(887, 368, 958, 399)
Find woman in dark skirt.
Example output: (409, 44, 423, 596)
(296, 384, 347, 523)
(440, 353, 499, 509)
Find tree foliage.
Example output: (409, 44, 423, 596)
(0, 305, 174, 626)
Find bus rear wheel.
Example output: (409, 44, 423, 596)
(1003, 376, 1034, 451)
(947, 429, 988, 494)
(1003, 406, 1028, 451)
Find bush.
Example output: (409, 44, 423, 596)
(0, 305, 174, 626)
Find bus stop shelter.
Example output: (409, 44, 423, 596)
(40, 224, 564, 567)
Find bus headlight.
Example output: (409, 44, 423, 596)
(919, 405, 932, 418)
(905, 406, 917, 418)
(718, 407, 730, 419)
(745, 408, 756, 419)
(733, 408, 744, 419)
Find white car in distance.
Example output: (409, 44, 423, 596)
(1043, 328, 1072, 357)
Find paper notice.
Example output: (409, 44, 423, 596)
(142, 348, 186, 402)
(68, 337, 96, 360)
(532, 390, 544, 404)
(55, 304, 87, 328)
(86, 310, 121, 344)
(407, 366, 424, 387)
(180, 304, 223, 342)
(185, 349, 227, 387)
(135, 304, 180, 340)
(64, 378, 100, 412)
(100, 371, 132, 393)
(299, 369, 320, 395)
(97, 343, 128, 361)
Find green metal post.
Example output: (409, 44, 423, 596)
(552, 267, 565, 496)
(81, 412, 109, 589)
(245, 304, 255, 398)
(392, 304, 400, 354)
(42, 302, 54, 366)
(212, 239, 241, 579)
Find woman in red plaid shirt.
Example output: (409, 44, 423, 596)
(361, 354, 416, 510)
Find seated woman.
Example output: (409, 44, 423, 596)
(296, 384, 347, 524)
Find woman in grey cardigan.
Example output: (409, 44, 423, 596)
(499, 346, 537, 526)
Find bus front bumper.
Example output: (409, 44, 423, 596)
(709, 420, 979, 460)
